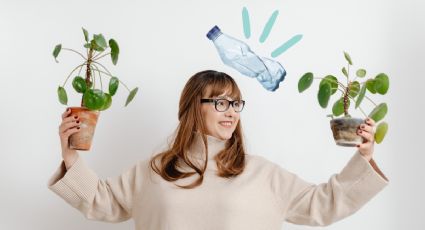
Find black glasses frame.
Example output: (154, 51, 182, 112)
(200, 98, 245, 112)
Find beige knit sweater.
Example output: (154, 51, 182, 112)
(48, 133, 388, 230)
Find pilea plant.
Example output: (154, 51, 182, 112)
(52, 28, 139, 150)
(53, 27, 138, 110)
(298, 51, 389, 145)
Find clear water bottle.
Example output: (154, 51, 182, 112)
(206, 25, 286, 91)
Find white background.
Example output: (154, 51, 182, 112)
(1, 0, 424, 229)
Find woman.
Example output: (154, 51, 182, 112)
(49, 70, 388, 229)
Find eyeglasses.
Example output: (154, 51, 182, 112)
(200, 98, 245, 112)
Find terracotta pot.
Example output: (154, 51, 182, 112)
(68, 107, 100, 151)
(330, 117, 364, 147)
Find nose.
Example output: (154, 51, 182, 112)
(224, 106, 237, 117)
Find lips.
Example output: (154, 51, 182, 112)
(219, 121, 233, 127)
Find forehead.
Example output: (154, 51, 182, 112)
(203, 84, 241, 100)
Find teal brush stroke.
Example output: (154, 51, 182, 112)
(259, 10, 279, 43)
(271, 34, 303, 58)
(242, 7, 251, 39)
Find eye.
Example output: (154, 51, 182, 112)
(217, 100, 226, 106)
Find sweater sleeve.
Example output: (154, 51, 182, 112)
(272, 151, 388, 226)
(47, 155, 145, 223)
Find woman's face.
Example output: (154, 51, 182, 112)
(201, 92, 240, 140)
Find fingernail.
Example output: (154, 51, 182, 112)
(76, 121, 80, 124)
(357, 145, 360, 147)
(67, 108, 70, 112)
(74, 116, 78, 119)
(77, 127, 80, 129)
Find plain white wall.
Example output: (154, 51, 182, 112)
(1, 0, 424, 229)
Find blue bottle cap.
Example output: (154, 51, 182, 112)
(206, 25, 222, 40)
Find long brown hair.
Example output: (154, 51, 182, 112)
(150, 70, 246, 189)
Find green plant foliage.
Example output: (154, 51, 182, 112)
(368, 103, 388, 123)
(57, 86, 68, 105)
(125, 87, 139, 106)
(356, 83, 367, 108)
(320, 75, 338, 95)
(53, 44, 61, 62)
(344, 51, 353, 65)
(298, 72, 313, 93)
(349, 81, 360, 97)
(53, 28, 138, 112)
(366, 79, 377, 94)
(298, 51, 390, 144)
(72, 76, 87, 93)
(375, 73, 389, 95)
(332, 98, 349, 116)
(109, 77, 119, 96)
(356, 69, 366, 78)
(109, 39, 119, 65)
(318, 83, 331, 108)
(375, 122, 388, 144)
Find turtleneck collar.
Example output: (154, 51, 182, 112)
(189, 132, 227, 161)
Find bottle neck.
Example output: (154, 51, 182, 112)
(206, 26, 223, 41)
(210, 30, 222, 41)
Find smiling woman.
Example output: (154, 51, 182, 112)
(49, 70, 388, 230)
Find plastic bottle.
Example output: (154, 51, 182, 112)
(206, 25, 286, 91)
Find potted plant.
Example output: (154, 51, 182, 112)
(53, 27, 138, 150)
(298, 51, 389, 146)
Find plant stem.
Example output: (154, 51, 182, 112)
(62, 48, 86, 60)
(82, 49, 95, 107)
(344, 81, 351, 116)
(91, 67, 131, 92)
(92, 61, 112, 75)
(62, 63, 87, 87)
(92, 51, 104, 60)
(91, 64, 103, 91)
(93, 52, 111, 61)
(77, 63, 84, 77)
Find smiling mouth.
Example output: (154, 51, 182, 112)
(219, 121, 233, 127)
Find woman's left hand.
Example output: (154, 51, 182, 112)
(356, 117, 375, 161)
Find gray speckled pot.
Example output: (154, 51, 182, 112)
(330, 117, 364, 147)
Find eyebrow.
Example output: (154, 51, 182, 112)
(216, 95, 233, 100)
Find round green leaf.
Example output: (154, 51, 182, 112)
(57, 86, 68, 105)
(356, 69, 366, 78)
(375, 122, 388, 144)
(366, 79, 376, 94)
(53, 44, 61, 62)
(91, 40, 105, 52)
(332, 98, 349, 117)
(94, 34, 107, 48)
(100, 93, 112, 111)
(109, 77, 119, 96)
(82, 27, 89, 42)
(342, 67, 348, 78)
(349, 81, 360, 97)
(374, 73, 389, 95)
(368, 103, 388, 122)
(320, 75, 338, 95)
(298, 72, 313, 93)
(318, 83, 331, 108)
(109, 39, 119, 65)
(125, 87, 139, 106)
(72, 76, 87, 93)
(83, 89, 106, 110)
(344, 51, 353, 65)
(355, 83, 367, 108)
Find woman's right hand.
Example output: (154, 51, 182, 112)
(59, 108, 81, 169)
